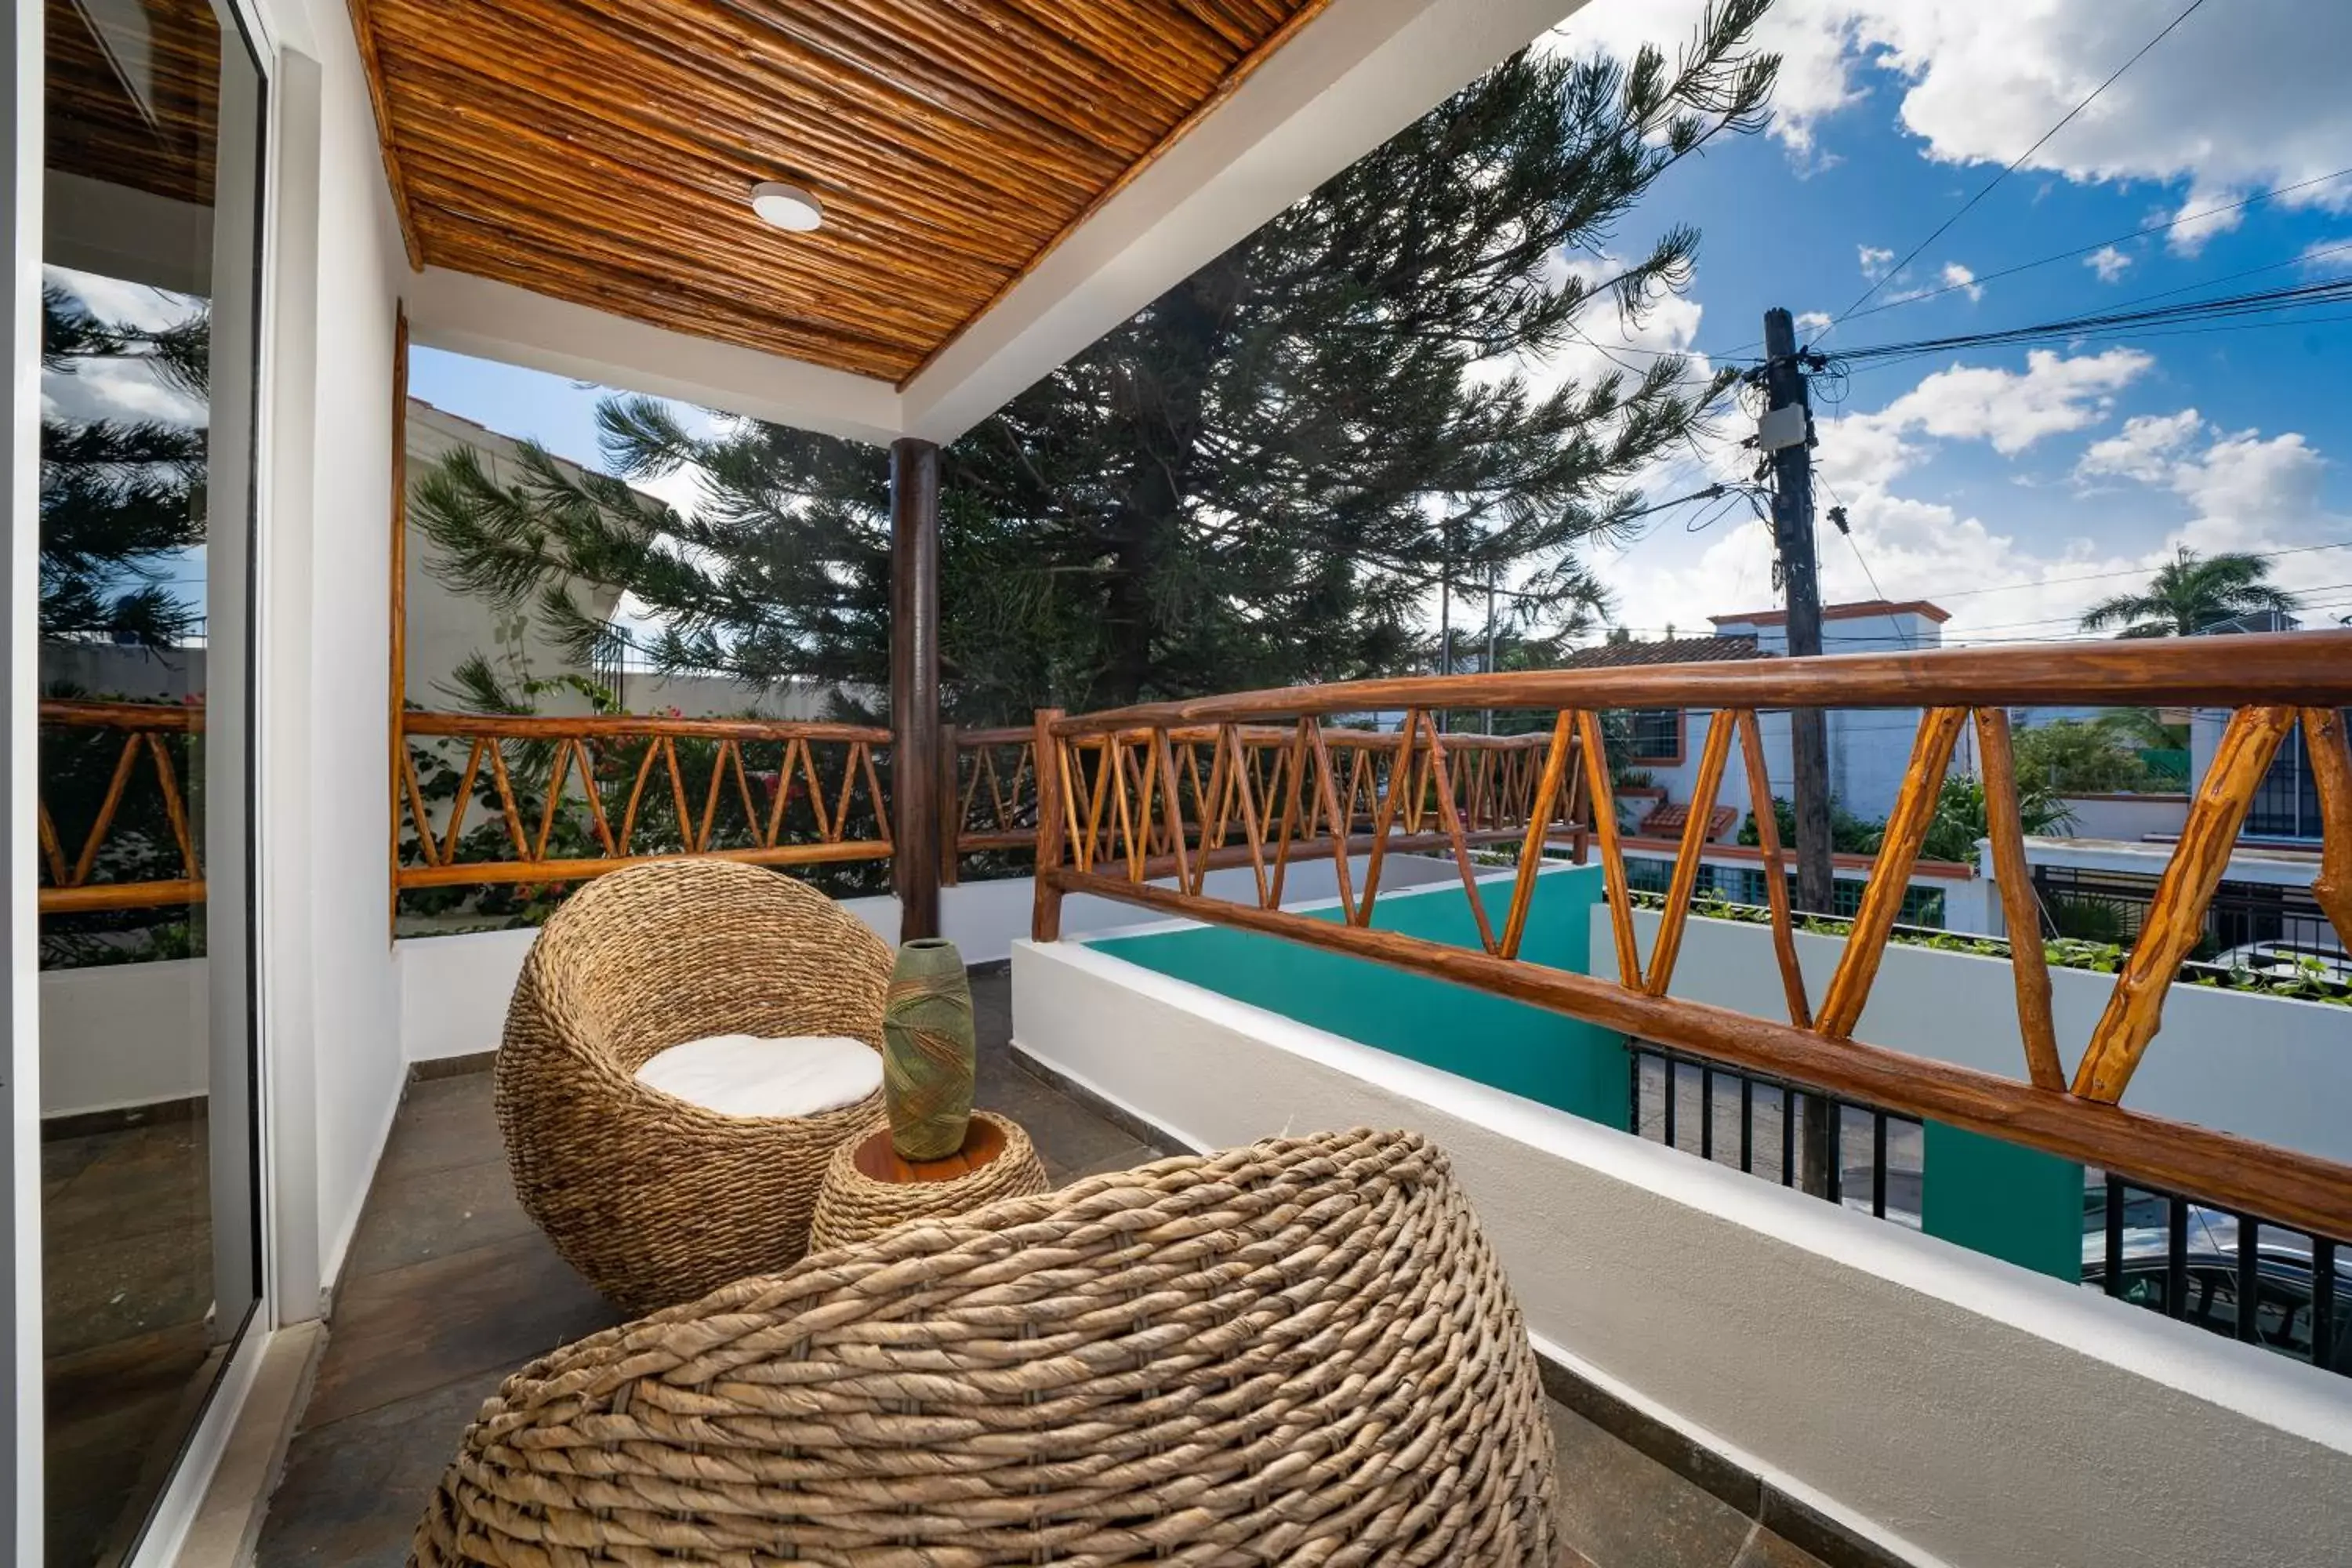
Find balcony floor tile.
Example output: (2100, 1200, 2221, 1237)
(258, 965, 1834, 1567)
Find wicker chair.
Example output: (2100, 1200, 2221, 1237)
(495, 859, 891, 1314)
(412, 1127, 1560, 1567)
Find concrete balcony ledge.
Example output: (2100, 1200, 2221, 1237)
(1011, 935, 2352, 1568)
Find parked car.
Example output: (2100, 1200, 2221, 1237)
(2082, 1194, 2351, 1374)
(2204, 938, 2352, 988)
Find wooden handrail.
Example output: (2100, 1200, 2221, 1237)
(1030, 647, 2352, 1242)
(37, 702, 205, 915)
(41, 699, 205, 731)
(1051, 630, 2352, 732)
(394, 710, 895, 894)
(1044, 865, 2352, 1241)
(401, 712, 890, 742)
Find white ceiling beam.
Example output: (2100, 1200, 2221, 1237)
(401, 267, 906, 448)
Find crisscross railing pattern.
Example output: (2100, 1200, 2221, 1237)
(944, 726, 1040, 863)
(942, 722, 1566, 877)
(1032, 634, 2352, 1240)
(395, 713, 894, 892)
(1037, 722, 1568, 902)
(37, 700, 206, 914)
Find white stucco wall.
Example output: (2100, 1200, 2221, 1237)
(401, 401, 628, 712)
(395, 856, 1460, 1062)
(38, 960, 208, 1118)
(1617, 906, 2352, 1166)
(1011, 938, 2352, 1568)
(2055, 794, 2190, 842)
(257, 2, 414, 1318)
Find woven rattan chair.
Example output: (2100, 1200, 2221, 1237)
(412, 1127, 1559, 1567)
(495, 859, 891, 1314)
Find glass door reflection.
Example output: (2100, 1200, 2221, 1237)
(38, 0, 264, 1559)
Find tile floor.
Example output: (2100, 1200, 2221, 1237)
(255, 967, 1835, 1568)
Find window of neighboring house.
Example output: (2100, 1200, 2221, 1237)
(1628, 708, 1682, 764)
(2244, 711, 2347, 840)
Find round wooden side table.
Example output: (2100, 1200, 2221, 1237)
(808, 1110, 1049, 1252)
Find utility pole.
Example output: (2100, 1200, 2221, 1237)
(1436, 516, 1453, 732)
(1760, 307, 1836, 1196)
(1484, 560, 1498, 735)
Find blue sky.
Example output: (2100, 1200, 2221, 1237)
(402, 0, 2352, 650)
(1548, 0, 2352, 642)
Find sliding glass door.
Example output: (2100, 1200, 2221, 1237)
(35, 0, 264, 1558)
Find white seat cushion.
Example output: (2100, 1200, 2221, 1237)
(633, 1033, 880, 1120)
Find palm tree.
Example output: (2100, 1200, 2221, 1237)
(2077, 546, 2301, 638)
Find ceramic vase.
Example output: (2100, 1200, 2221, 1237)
(882, 936, 976, 1160)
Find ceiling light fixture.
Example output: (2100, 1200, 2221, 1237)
(750, 181, 823, 233)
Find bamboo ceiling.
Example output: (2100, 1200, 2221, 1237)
(47, 0, 222, 207)
(350, 0, 1328, 386)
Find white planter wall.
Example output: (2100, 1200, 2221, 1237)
(395, 855, 1458, 1062)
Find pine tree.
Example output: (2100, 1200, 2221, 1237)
(415, 7, 1780, 724)
(40, 284, 211, 646)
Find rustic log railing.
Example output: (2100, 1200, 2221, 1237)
(1029, 633, 2352, 1241)
(37, 700, 208, 915)
(394, 713, 895, 893)
(944, 721, 1569, 881)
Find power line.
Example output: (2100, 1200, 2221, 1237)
(1820, 0, 2213, 342)
(1928, 540, 2352, 600)
(1828, 275, 2352, 365)
(1927, 582, 2352, 637)
(1839, 178, 2352, 325)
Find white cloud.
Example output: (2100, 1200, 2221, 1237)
(2169, 430, 2326, 544)
(1795, 310, 1834, 335)
(1593, 348, 2176, 634)
(2084, 245, 2133, 282)
(1857, 245, 1895, 279)
(45, 266, 201, 335)
(1839, 347, 2150, 474)
(2299, 237, 2352, 277)
(1548, 0, 1867, 161)
(1938, 261, 1983, 303)
(1553, 0, 2352, 250)
(631, 465, 708, 522)
(2077, 408, 2202, 483)
(2073, 412, 2328, 554)
(1504, 249, 1713, 403)
(41, 265, 210, 429)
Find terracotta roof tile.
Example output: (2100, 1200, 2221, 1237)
(1639, 802, 1740, 842)
(1549, 634, 1763, 670)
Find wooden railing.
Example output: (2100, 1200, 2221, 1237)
(394, 713, 895, 892)
(941, 723, 1571, 880)
(1029, 633, 2352, 1240)
(38, 700, 207, 915)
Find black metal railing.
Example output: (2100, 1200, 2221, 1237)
(1630, 1042, 1922, 1225)
(1635, 1039, 2352, 1380)
(2032, 864, 2344, 985)
(2093, 1177, 2348, 1378)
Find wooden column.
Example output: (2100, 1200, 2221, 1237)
(889, 438, 942, 942)
(387, 306, 409, 928)
(1032, 710, 1067, 942)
